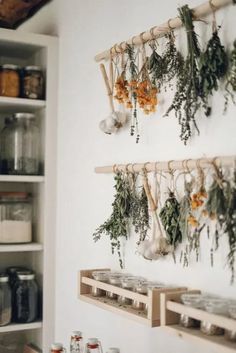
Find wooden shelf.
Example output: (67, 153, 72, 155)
(0, 243, 43, 252)
(160, 290, 236, 353)
(78, 269, 186, 327)
(0, 321, 42, 333)
(0, 175, 44, 183)
(163, 325, 236, 353)
(0, 96, 46, 113)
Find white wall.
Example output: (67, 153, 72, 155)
(20, 0, 236, 352)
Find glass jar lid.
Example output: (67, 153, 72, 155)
(0, 274, 9, 283)
(87, 338, 99, 345)
(72, 331, 82, 337)
(92, 271, 109, 281)
(24, 65, 42, 72)
(181, 293, 205, 309)
(13, 112, 35, 120)
(18, 273, 35, 280)
(1, 64, 20, 70)
(204, 297, 229, 315)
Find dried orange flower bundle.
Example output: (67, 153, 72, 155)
(135, 80, 158, 114)
(114, 73, 131, 107)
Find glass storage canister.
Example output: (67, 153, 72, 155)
(225, 303, 236, 342)
(22, 66, 44, 100)
(85, 338, 103, 353)
(70, 331, 83, 353)
(117, 277, 138, 305)
(106, 273, 122, 300)
(0, 274, 12, 326)
(0, 192, 32, 244)
(51, 343, 66, 353)
(5, 113, 40, 175)
(180, 294, 204, 328)
(13, 273, 38, 323)
(0, 64, 20, 97)
(201, 298, 228, 336)
(0, 117, 14, 174)
(91, 271, 109, 297)
(132, 282, 148, 311)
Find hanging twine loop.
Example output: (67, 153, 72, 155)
(209, 0, 218, 32)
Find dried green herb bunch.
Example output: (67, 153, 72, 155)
(148, 41, 164, 88)
(179, 180, 192, 239)
(199, 29, 228, 111)
(93, 172, 132, 268)
(165, 5, 202, 144)
(224, 40, 236, 112)
(159, 190, 182, 247)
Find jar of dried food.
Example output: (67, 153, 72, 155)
(132, 282, 148, 311)
(106, 274, 122, 300)
(201, 298, 228, 336)
(22, 66, 44, 100)
(0, 192, 32, 244)
(6, 113, 40, 175)
(13, 273, 38, 323)
(0, 64, 20, 97)
(91, 271, 108, 297)
(70, 331, 83, 353)
(180, 294, 204, 328)
(51, 343, 66, 353)
(0, 117, 14, 174)
(0, 274, 12, 326)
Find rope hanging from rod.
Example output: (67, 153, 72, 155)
(94, 0, 233, 62)
(95, 155, 236, 174)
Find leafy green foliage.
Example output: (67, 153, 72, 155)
(224, 40, 236, 111)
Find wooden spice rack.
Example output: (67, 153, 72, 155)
(160, 290, 236, 353)
(78, 269, 186, 327)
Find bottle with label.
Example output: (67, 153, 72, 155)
(85, 338, 103, 353)
(70, 331, 83, 353)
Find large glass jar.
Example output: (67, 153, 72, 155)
(13, 273, 38, 323)
(70, 331, 83, 353)
(5, 113, 40, 175)
(0, 274, 12, 326)
(180, 293, 204, 328)
(0, 64, 20, 97)
(22, 66, 44, 100)
(0, 117, 14, 174)
(0, 192, 32, 243)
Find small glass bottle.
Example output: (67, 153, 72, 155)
(85, 338, 103, 353)
(13, 273, 38, 323)
(0, 64, 20, 97)
(51, 343, 66, 353)
(0, 274, 12, 326)
(70, 331, 83, 353)
(22, 66, 44, 100)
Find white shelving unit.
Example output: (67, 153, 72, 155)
(0, 29, 58, 351)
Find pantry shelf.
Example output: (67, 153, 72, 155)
(0, 175, 44, 183)
(79, 269, 186, 327)
(0, 321, 42, 333)
(0, 96, 46, 113)
(0, 243, 43, 252)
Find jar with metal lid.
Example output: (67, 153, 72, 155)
(91, 271, 108, 297)
(6, 113, 40, 175)
(106, 273, 122, 300)
(51, 343, 66, 353)
(0, 64, 20, 97)
(0, 192, 32, 244)
(0, 274, 12, 326)
(70, 331, 83, 353)
(0, 117, 14, 174)
(13, 273, 38, 323)
(132, 283, 148, 311)
(22, 66, 44, 100)
(85, 338, 102, 353)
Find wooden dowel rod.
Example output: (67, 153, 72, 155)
(94, 155, 236, 174)
(94, 0, 232, 62)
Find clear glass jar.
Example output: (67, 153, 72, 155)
(132, 283, 148, 311)
(180, 294, 204, 328)
(0, 274, 12, 326)
(13, 273, 38, 323)
(117, 278, 137, 305)
(22, 66, 44, 100)
(6, 113, 40, 175)
(51, 343, 66, 353)
(201, 298, 228, 336)
(0, 192, 32, 243)
(86, 338, 102, 353)
(106, 274, 122, 300)
(70, 331, 83, 353)
(0, 64, 20, 97)
(91, 271, 108, 297)
(0, 117, 14, 174)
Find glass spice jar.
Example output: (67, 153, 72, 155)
(70, 331, 83, 353)
(180, 294, 204, 328)
(51, 343, 66, 353)
(0, 64, 20, 97)
(117, 278, 137, 305)
(106, 274, 122, 300)
(85, 338, 103, 353)
(132, 282, 148, 311)
(22, 66, 44, 100)
(91, 271, 108, 297)
(0, 274, 12, 326)
(201, 298, 228, 336)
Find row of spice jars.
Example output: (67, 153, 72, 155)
(91, 270, 164, 312)
(0, 64, 44, 100)
(0, 266, 39, 326)
(1, 113, 40, 175)
(180, 293, 236, 342)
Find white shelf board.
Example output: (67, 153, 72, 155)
(0, 321, 42, 333)
(0, 97, 46, 113)
(0, 243, 43, 252)
(0, 175, 44, 183)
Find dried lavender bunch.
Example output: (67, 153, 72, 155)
(199, 29, 228, 112)
(165, 5, 202, 144)
(224, 40, 236, 112)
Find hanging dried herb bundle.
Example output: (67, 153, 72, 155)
(199, 29, 228, 111)
(130, 185, 150, 244)
(165, 5, 202, 144)
(148, 41, 165, 88)
(159, 190, 182, 247)
(179, 181, 192, 239)
(224, 40, 236, 112)
(93, 172, 132, 268)
(225, 169, 236, 283)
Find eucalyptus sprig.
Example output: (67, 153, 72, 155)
(93, 172, 132, 268)
(224, 40, 236, 112)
